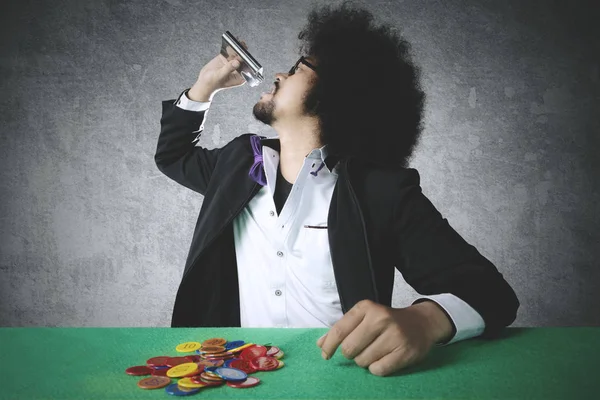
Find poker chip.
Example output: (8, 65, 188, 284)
(200, 379, 226, 387)
(177, 377, 207, 389)
(223, 359, 235, 367)
(166, 363, 198, 378)
(251, 356, 279, 371)
(202, 338, 227, 347)
(224, 340, 245, 350)
(164, 383, 201, 396)
(229, 359, 257, 374)
(146, 356, 170, 367)
(151, 367, 170, 377)
(125, 366, 152, 376)
(181, 367, 203, 378)
(266, 346, 280, 357)
(175, 342, 201, 353)
(198, 345, 226, 354)
(127, 338, 285, 394)
(184, 355, 201, 363)
(240, 345, 267, 361)
(165, 357, 189, 367)
(227, 376, 261, 389)
(215, 367, 248, 382)
(150, 365, 170, 370)
(197, 359, 224, 368)
(228, 343, 254, 353)
(200, 371, 223, 382)
(137, 376, 171, 389)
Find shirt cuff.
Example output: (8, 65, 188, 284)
(174, 88, 212, 112)
(412, 293, 485, 346)
(172, 89, 211, 143)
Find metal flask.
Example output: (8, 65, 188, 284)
(220, 31, 264, 87)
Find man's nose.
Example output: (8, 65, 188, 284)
(274, 72, 289, 83)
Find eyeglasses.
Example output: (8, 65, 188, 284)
(288, 56, 318, 75)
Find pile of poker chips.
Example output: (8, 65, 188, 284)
(125, 337, 285, 396)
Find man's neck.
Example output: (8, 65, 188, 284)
(278, 136, 323, 185)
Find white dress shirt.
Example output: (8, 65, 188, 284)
(174, 90, 485, 345)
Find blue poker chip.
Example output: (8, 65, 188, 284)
(165, 383, 200, 396)
(215, 367, 248, 382)
(151, 365, 170, 370)
(223, 359, 235, 367)
(224, 340, 245, 350)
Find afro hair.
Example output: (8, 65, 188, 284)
(296, 1, 426, 168)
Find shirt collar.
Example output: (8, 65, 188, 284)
(260, 136, 339, 173)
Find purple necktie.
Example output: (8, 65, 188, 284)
(249, 135, 267, 186)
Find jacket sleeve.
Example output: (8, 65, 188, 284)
(154, 88, 221, 195)
(393, 168, 520, 339)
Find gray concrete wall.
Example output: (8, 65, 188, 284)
(1, 0, 598, 327)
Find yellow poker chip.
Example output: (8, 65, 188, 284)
(274, 350, 285, 359)
(166, 363, 199, 378)
(276, 359, 285, 369)
(178, 378, 207, 389)
(176, 342, 202, 353)
(228, 343, 254, 353)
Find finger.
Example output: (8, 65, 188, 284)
(367, 344, 418, 377)
(337, 317, 383, 361)
(320, 300, 369, 360)
(353, 328, 403, 368)
(316, 332, 327, 348)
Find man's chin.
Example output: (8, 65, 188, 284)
(252, 102, 275, 126)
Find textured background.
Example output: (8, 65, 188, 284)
(1, 0, 598, 327)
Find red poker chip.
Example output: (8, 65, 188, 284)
(240, 345, 267, 361)
(227, 376, 261, 389)
(125, 365, 153, 376)
(165, 357, 189, 367)
(229, 359, 257, 374)
(151, 368, 169, 377)
(251, 356, 279, 371)
(184, 355, 201, 363)
(146, 356, 170, 367)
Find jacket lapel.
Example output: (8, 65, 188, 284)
(181, 136, 261, 280)
(328, 158, 380, 312)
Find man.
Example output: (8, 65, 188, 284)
(155, 2, 519, 377)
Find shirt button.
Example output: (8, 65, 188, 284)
(269, 211, 275, 216)
(277, 251, 283, 257)
(275, 290, 282, 296)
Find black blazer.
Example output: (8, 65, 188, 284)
(155, 88, 519, 339)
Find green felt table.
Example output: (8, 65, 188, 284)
(0, 327, 598, 399)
